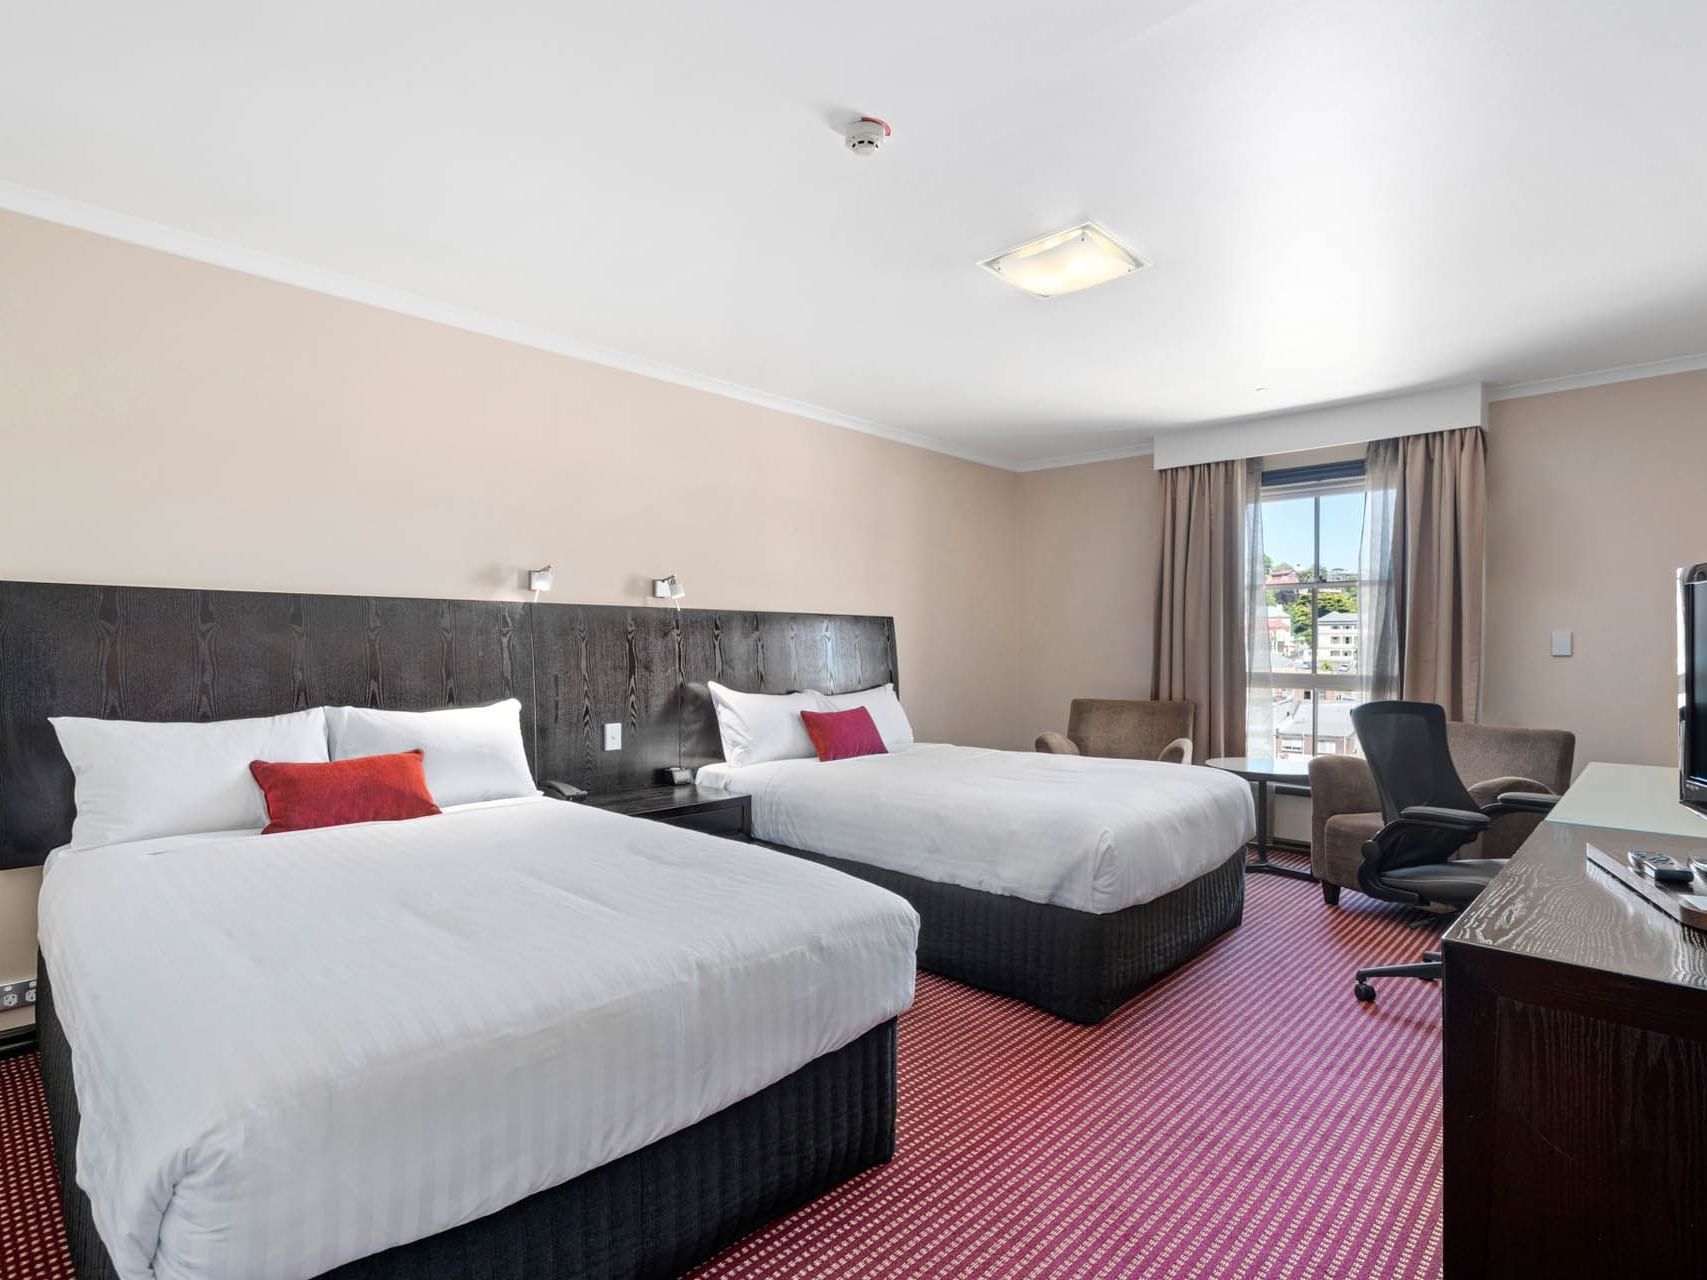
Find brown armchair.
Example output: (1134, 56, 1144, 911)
(1036, 699, 1196, 765)
(1308, 719, 1575, 905)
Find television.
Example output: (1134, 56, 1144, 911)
(1680, 564, 1707, 812)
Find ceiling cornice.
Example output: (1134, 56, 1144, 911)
(0, 180, 1018, 472)
(1487, 351, 1707, 401)
(1010, 441, 1157, 472)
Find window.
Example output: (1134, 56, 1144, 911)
(1250, 460, 1369, 760)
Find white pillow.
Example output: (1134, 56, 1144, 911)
(822, 683, 915, 749)
(324, 699, 536, 807)
(707, 682, 828, 767)
(50, 708, 330, 848)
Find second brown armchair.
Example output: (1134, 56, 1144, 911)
(1036, 699, 1196, 765)
(1308, 718, 1575, 906)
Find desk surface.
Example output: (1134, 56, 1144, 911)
(1545, 760, 1707, 837)
(1446, 762, 1707, 993)
(1202, 757, 1313, 782)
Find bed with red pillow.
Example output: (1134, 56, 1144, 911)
(37, 792, 917, 1280)
(700, 685, 1254, 1024)
(34, 706, 917, 1280)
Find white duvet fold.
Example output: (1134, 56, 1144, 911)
(38, 799, 918, 1280)
(698, 745, 1256, 913)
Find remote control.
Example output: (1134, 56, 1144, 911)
(1629, 850, 1695, 884)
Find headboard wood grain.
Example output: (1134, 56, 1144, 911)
(0, 580, 896, 867)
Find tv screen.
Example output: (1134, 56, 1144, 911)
(1681, 565, 1707, 809)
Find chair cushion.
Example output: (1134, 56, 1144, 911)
(1317, 810, 1383, 891)
(1381, 859, 1506, 906)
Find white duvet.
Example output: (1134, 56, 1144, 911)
(37, 798, 918, 1280)
(698, 745, 1256, 914)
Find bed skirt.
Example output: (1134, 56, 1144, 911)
(36, 961, 898, 1280)
(760, 845, 1246, 1024)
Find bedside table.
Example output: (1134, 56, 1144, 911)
(585, 785, 752, 842)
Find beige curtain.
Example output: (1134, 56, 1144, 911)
(1361, 426, 1487, 719)
(1153, 457, 1264, 761)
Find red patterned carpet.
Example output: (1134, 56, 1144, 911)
(2, 866, 1444, 1280)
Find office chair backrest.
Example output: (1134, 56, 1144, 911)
(1351, 700, 1483, 870)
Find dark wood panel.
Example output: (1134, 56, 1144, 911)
(0, 583, 111, 863)
(0, 582, 533, 867)
(0, 580, 894, 866)
(531, 604, 687, 793)
(678, 614, 725, 770)
(533, 604, 896, 792)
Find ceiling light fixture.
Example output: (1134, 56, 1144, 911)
(978, 221, 1145, 299)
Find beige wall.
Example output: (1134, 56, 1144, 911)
(1013, 457, 1161, 743)
(1483, 371, 1707, 770)
(0, 209, 1021, 1009)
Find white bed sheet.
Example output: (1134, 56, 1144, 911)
(697, 744, 1256, 914)
(38, 797, 918, 1280)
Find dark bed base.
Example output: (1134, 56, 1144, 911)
(36, 963, 898, 1280)
(761, 845, 1246, 1024)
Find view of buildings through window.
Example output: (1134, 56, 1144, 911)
(1251, 471, 1368, 759)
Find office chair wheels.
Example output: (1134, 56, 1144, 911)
(1354, 981, 1377, 1003)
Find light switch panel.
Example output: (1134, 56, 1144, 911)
(603, 722, 622, 751)
(1550, 630, 1573, 657)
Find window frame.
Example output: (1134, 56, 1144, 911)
(1254, 460, 1370, 756)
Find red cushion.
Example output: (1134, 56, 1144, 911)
(800, 706, 888, 762)
(248, 750, 442, 834)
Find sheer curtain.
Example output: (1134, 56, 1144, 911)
(1154, 457, 1267, 760)
(1242, 476, 1271, 758)
(1360, 426, 1488, 719)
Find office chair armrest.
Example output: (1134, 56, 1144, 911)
(1158, 736, 1193, 765)
(1486, 791, 1559, 816)
(1035, 731, 1080, 755)
(1397, 804, 1493, 832)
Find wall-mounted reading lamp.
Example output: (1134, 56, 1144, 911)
(653, 575, 691, 784)
(652, 575, 685, 609)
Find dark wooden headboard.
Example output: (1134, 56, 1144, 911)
(0, 580, 897, 868)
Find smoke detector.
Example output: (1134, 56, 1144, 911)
(845, 116, 892, 156)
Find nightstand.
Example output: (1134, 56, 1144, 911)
(585, 785, 752, 842)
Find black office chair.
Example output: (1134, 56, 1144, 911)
(1349, 700, 1558, 1003)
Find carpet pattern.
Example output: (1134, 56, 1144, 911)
(1, 867, 1443, 1279)
(1, 1051, 74, 1280)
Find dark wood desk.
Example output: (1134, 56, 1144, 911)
(1444, 763, 1707, 1277)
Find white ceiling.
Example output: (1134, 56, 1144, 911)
(3, 0, 1706, 468)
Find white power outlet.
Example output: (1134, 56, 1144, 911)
(603, 722, 622, 751)
(0, 976, 37, 1011)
